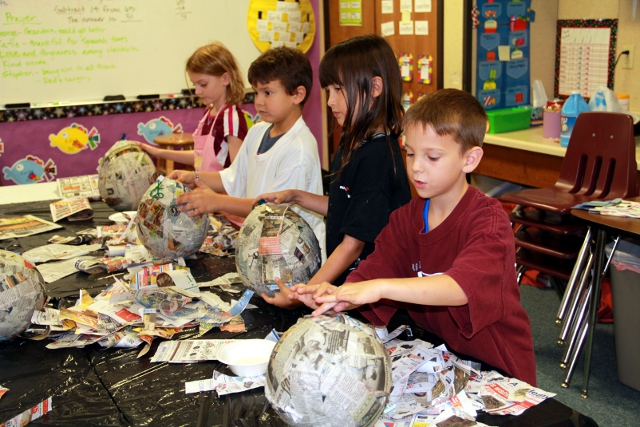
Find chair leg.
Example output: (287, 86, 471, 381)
(558, 252, 593, 346)
(516, 264, 527, 285)
(561, 279, 592, 369)
(581, 228, 608, 399)
(556, 227, 593, 325)
(561, 313, 589, 388)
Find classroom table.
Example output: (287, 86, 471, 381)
(0, 197, 599, 426)
(571, 205, 640, 399)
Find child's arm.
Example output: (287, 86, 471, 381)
(257, 189, 329, 217)
(296, 275, 468, 316)
(176, 180, 253, 217)
(133, 141, 195, 165)
(309, 234, 363, 284)
(227, 135, 242, 164)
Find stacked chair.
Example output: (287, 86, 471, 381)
(499, 111, 638, 393)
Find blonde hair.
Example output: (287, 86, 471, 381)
(186, 42, 246, 106)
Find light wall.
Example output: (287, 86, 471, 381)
(443, 0, 464, 89)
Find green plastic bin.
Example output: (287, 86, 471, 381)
(486, 108, 531, 134)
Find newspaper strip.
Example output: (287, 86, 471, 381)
(197, 272, 243, 293)
(150, 339, 236, 363)
(185, 371, 266, 395)
(49, 198, 93, 222)
(57, 174, 100, 200)
(35, 256, 96, 283)
(22, 243, 103, 264)
(0, 215, 62, 241)
(0, 396, 52, 427)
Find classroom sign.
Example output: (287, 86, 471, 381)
(475, 0, 535, 110)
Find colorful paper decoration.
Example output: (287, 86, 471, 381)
(247, 0, 316, 53)
(418, 55, 433, 84)
(398, 53, 413, 82)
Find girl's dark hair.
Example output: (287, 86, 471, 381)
(320, 34, 403, 173)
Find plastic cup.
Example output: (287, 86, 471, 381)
(543, 110, 561, 140)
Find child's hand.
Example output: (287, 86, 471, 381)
(290, 282, 341, 315)
(132, 140, 160, 157)
(261, 278, 302, 309)
(168, 170, 197, 187)
(254, 190, 299, 206)
(311, 281, 379, 316)
(176, 180, 220, 216)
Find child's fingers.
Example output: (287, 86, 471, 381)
(292, 283, 319, 294)
(274, 278, 292, 294)
(193, 179, 213, 191)
(312, 301, 338, 316)
(332, 302, 352, 313)
(313, 282, 337, 298)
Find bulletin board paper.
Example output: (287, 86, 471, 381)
(554, 19, 618, 99)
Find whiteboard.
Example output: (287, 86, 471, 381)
(0, 0, 261, 106)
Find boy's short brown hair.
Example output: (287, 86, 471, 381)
(403, 89, 487, 153)
(248, 47, 312, 106)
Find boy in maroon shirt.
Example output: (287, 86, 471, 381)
(290, 89, 536, 385)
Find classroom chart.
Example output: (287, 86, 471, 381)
(557, 27, 612, 98)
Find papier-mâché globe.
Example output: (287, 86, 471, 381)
(135, 176, 210, 259)
(98, 140, 157, 211)
(235, 203, 321, 298)
(265, 314, 391, 427)
(0, 250, 46, 342)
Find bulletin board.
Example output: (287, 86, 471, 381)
(374, 0, 442, 109)
(554, 19, 618, 99)
(475, 0, 535, 111)
(0, 0, 314, 107)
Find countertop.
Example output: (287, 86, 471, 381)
(484, 125, 640, 169)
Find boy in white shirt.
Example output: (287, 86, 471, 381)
(169, 47, 326, 256)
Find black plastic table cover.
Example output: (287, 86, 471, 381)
(0, 200, 599, 426)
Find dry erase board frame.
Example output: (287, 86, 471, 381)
(0, 0, 261, 106)
(554, 19, 618, 100)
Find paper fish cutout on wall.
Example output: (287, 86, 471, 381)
(137, 116, 183, 145)
(49, 123, 101, 154)
(3, 156, 57, 184)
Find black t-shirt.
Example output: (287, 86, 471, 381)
(327, 134, 412, 285)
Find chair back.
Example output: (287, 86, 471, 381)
(557, 112, 637, 199)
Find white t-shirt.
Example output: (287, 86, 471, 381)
(220, 116, 327, 261)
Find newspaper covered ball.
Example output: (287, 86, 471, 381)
(0, 250, 46, 342)
(135, 176, 210, 259)
(235, 203, 321, 298)
(98, 140, 157, 211)
(266, 314, 391, 427)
